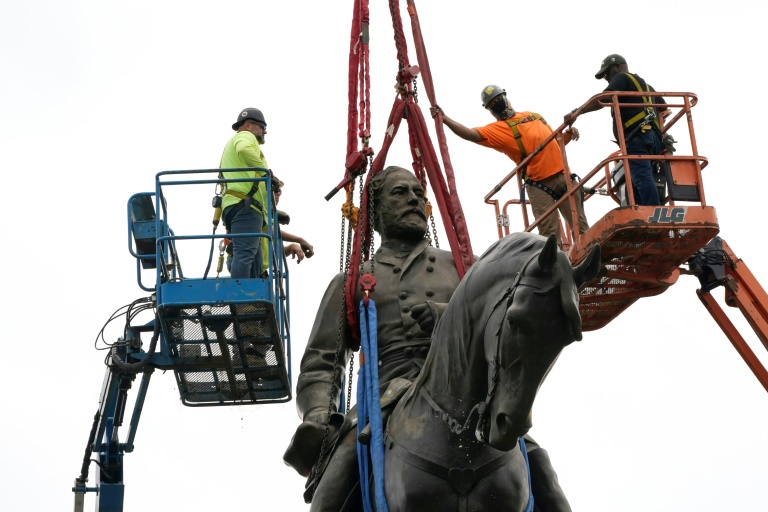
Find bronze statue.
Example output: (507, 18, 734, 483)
(284, 166, 599, 511)
(384, 231, 600, 510)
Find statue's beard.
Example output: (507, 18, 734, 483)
(387, 219, 427, 240)
(378, 208, 428, 241)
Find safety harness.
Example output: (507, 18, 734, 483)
(219, 174, 265, 230)
(622, 73, 661, 134)
(505, 114, 572, 202)
(505, 114, 546, 163)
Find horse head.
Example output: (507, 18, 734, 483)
(472, 233, 601, 451)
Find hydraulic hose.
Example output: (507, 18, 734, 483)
(109, 321, 160, 373)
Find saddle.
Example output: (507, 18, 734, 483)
(282, 378, 413, 502)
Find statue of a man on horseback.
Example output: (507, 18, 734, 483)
(284, 166, 575, 511)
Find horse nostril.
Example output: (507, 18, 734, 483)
(495, 413, 513, 437)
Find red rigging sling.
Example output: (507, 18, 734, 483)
(334, 0, 474, 347)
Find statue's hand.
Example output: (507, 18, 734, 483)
(411, 302, 438, 334)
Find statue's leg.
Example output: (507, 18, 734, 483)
(310, 429, 362, 512)
(524, 438, 572, 512)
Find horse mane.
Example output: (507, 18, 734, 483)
(415, 232, 546, 393)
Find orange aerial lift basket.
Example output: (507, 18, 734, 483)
(485, 91, 720, 331)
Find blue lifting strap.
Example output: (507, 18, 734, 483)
(356, 299, 389, 512)
(519, 436, 535, 512)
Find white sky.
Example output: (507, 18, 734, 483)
(2, 1, 767, 511)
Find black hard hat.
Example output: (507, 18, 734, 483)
(595, 54, 626, 79)
(232, 107, 267, 130)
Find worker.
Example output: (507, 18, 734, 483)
(225, 175, 315, 272)
(563, 54, 666, 206)
(431, 86, 588, 248)
(220, 107, 269, 279)
(283, 166, 572, 511)
(265, 175, 315, 267)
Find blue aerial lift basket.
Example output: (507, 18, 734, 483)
(74, 168, 296, 512)
(127, 168, 292, 405)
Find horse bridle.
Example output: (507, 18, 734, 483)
(419, 250, 548, 443)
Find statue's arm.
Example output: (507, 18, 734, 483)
(295, 272, 353, 424)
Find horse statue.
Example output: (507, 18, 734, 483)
(380, 232, 601, 511)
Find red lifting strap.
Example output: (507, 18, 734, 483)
(406, 0, 473, 269)
(343, 0, 474, 348)
(347, 0, 371, 165)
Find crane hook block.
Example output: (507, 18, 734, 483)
(345, 151, 367, 174)
(360, 273, 377, 307)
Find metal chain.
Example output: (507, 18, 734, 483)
(344, 175, 362, 413)
(312, 177, 359, 495)
(430, 213, 440, 248)
(346, 353, 354, 412)
(339, 214, 346, 273)
(368, 182, 376, 276)
(344, 213, 354, 276)
(359, 178, 368, 277)
(412, 78, 419, 103)
(312, 298, 347, 496)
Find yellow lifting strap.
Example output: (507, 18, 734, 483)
(623, 73, 660, 131)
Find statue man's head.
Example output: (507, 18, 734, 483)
(370, 166, 428, 242)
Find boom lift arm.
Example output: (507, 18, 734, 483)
(686, 236, 768, 392)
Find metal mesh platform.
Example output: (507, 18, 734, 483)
(571, 206, 720, 331)
(159, 301, 290, 406)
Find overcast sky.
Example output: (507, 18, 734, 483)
(2, 1, 767, 511)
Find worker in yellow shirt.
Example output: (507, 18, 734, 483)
(220, 107, 269, 279)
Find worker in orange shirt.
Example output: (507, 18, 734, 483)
(431, 85, 589, 248)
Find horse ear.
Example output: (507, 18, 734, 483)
(574, 243, 602, 287)
(538, 234, 558, 273)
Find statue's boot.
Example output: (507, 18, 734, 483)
(308, 428, 362, 512)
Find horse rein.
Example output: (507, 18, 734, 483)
(420, 250, 545, 443)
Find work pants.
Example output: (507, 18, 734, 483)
(527, 172, 590, 248)
(625, 130, 663, 206)
(226, 205, 263, 279)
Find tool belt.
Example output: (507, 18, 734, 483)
(525, 173, 583, 202)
